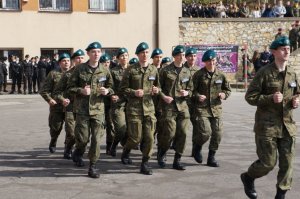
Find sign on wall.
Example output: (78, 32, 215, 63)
(187, 45, 239, 73)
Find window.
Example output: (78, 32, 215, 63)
(39, 0, 71, 12)
(0, 0, 20, 10)
(41, 48, 72, 59)
(89, 0, 119, 12)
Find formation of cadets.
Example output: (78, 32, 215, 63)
(38, 36, 299, 199)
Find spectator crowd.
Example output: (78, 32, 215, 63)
(182, 0, 300, 18)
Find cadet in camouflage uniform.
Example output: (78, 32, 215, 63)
(193, 50, 231, 167)
(192, 50, 231, 167)
(184, 47, 200, 157)
(99, 54, 115, 155)
(109, 48, 129, 157)
(120, 42, 160, 175)
(241, 37, 300, 199)
(129, 58, 138, 65)
(157, 45, 193, 170)
(40, 53, 71, 154)
(161, 57, 171, 68)
(53, 49, 85, 159)
(67, 42, 114, 178)
(150, 48, 163, 146)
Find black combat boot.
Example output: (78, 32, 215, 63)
(88, 164, 100, 178)
(140, 157, 153, 175)
(49, 138, 57, 153)
(207, 150, 219, 167)
(193, 144, 203, 163)
(121, 148, 132, 164)
(72, 149, 85, 167)
(157, 149, 167, 168)
(63, 145, 72, 159)
(172, 153, 186, 170)
(240, 172, 257, 199)
(275, 187, 287, 199)
(110, 140, 119, 157)
(106, 142, 112, 155)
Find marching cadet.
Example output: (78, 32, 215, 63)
(161, 57, 171, 68)
(129, 57, 138, 65)
(109, 48, 129, 157)
(241, 36, 299, 199)
(192, 50, 231, 167)
(157, 45, 193, 170)
(183, 47, 199, 157)
(67, 42, 114, 178)
(39, 53, 71, 154)
(53, 49, 85, 159)
(99, 54, 115, 155)
(119, 42, 160, 175)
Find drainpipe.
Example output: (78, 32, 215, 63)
(154, 0, 159, 48)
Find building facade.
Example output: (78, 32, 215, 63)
(0, 0, 181, 59)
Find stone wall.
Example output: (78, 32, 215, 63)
(179, 17, 300, 81)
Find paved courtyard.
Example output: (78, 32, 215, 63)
(0, 92, 299, 199)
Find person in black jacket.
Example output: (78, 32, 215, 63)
(9, 56, 23, 94)
(31, 57, 39, 93)
(37, 56, 47, 90)
(0, 60, 4, 94)
(22, 54, 33, 94)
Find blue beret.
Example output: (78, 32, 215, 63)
(185, 47, 197, 56)
(172, 45, 185, 56)
(151, 48, 163, 58)
(58, 53, 70, 62)
(135, 42, 149, 54)
(71, 49, 85, 59)
(161, 57, 172, 64)
(270, 36, 290, 50)
(85, 42, 102, 51)
(129, 58, 139, 65)
(117, 48, 128, 58)
(202, 49, 217, 62)
(99, 54, 110, 63)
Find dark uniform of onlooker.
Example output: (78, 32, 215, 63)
(37, 56, 48, 91)
(157, 45, 193, 170)
(22, 54, 34, 94)
(259, 45, 273, 67)
(10, 56, 23, 94)
(0, 57, 8, 93)
(0, 60, 4, 94)
(192, 50, 231, 167)
(39, 53, 71, 156)
(275, 28, 284, 40)
(120, 42, 160, 175)
(241, 36, 299, 199)
(289, 24, 298, 52)
(31, 57, 39, 93)
(99, 53, 115, 155)
(67, 42, 114, 178)
(53, 50, 85, 159)
(109, 48, 129, 157)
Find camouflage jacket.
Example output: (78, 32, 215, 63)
(120, 63, 160, 116)
(110, 64, 127, 108)
(159, 62, 193, 112)
(39, 68, 64, 112)
(67, 62, 114, 115)
(245, 62, 300, 137)
(53, 67, 75, 112)
(192, 67, 231, 117)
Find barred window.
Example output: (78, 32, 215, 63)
(39, 0, 71, 12)
(0, 0, 20, 10)
(89, 0, 119, 12)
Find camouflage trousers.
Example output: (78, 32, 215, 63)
(105, 103, 114, 144)
(111, 106, 127, 146)
(125, 114, 156, 160)
(158, 109, 190, 155)
(74, 114, 105, 164)
(247, 134, 296, 190)
(48, 111, 64, 142)
(64, 111, 75, 150)
(193, 116, 223, 151)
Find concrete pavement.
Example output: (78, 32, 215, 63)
(0, 92, 299, 199)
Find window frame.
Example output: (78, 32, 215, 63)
(0, 0, 21, 11)
(40, 48, 73, 58)
(38, 0, 72, 13)
(88, 0, 120, 14)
